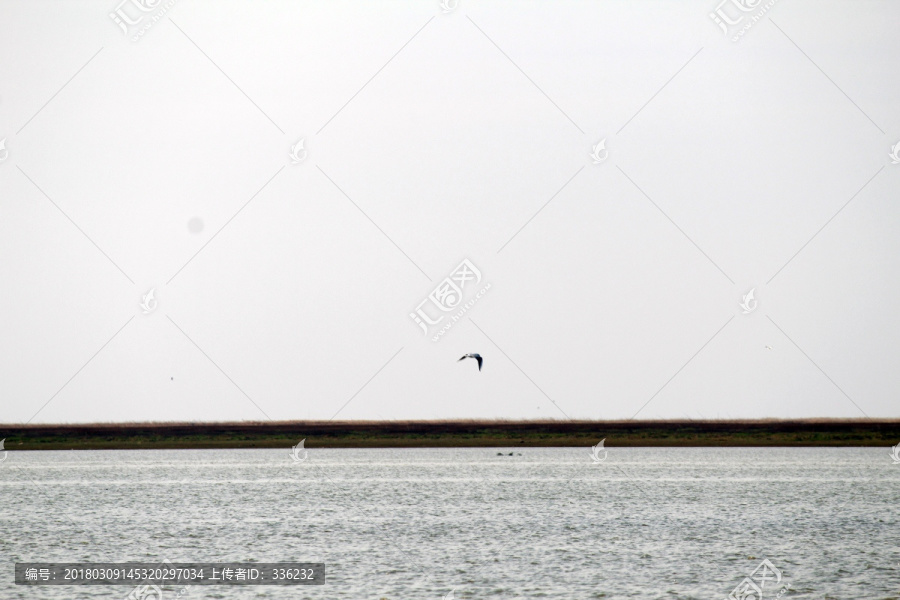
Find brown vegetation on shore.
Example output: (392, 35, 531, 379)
(1, 418, 897, 449)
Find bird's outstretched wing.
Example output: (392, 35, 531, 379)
(458, 355, 467, 362)
(476, 356, 483, 371)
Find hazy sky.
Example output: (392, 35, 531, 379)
(1, 0, 898, 424)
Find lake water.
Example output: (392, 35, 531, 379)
(0, 447, 897, 599)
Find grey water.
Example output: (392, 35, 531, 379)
(0, 447, 898, 599)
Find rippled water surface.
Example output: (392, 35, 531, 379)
(0, 447, 898, 599)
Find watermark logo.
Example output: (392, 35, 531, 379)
(889, 142, 900, 165)
(410, 259, 491, 342)
(109, 0, 155, 35)
(890, 442, 900, 464)
(590, 439, 608, 463)
(442, 589, 456, 600)
(709, 0, 759, 33)
(290, 439, 308, 463)
(289, 139, 307, 164)
(124, 584, 164, 600)
(0, 138, 8, 162)
(0, 438, 7, 463)
(740, 288, 757, 314)
(590, 139, 608, 164)
(439, 0, 459, 13)
(726, 559, 789, 600)
(109, 0, 178, 42)
(709, 0, 781, 42)
(140, 289, 158, 314)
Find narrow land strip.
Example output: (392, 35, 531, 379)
(1, 419, 897, 450)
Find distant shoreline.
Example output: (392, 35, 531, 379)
(1, 419, 897, 450)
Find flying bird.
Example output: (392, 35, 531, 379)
(458, 353, 483, 371)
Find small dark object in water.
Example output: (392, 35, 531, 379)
(508, 452, 513, 456)
(496, 452, 503, 456)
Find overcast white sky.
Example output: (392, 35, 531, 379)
(1, 0, 898, 424)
